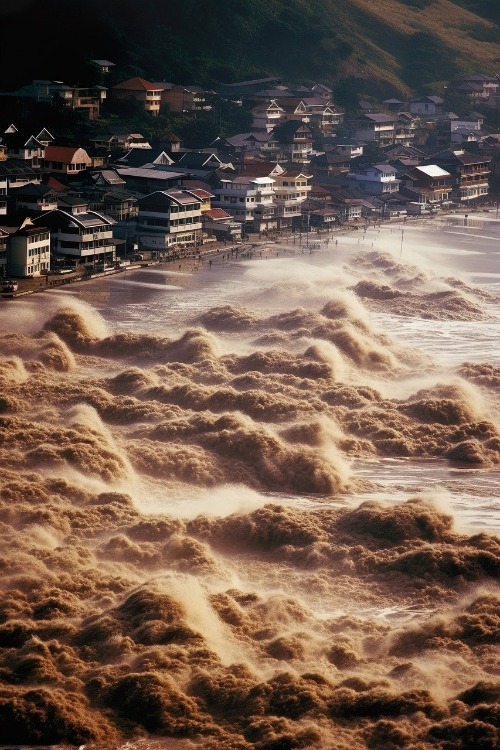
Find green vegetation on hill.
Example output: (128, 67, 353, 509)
(0, 0, 498, 96)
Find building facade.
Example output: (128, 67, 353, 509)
(7, 220, 51, 277)
(136, 190, 203, 251)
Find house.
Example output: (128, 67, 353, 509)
(0, 80, 106, 119)
(202, 207, 242, 242)
(213, 176, 277, 233)
(111, 77, 162, 116)
(115, 149, 174, 169)
(34, 208, 117, 266)
(408, 96, 444, 117)
(426, 148, 491, 202)
(35, 129, 55, 148)
(176, 152, 229, 170)
(403, 165, 453, 205)
(0, 160, 41, 191)
(309, 153, 351, 177)
(382, 144, 426, 163)
(221, 132, 273, 157)
(348, 164, 400, 195)
(155, 83, 212, 112)
(90, 59, 116, 76)
(335, 143, 364, 159)
(115, 167, 184, 193)
(271, 170, 312, 230)
(352, 113, 396, 147)
(278, 97, 343, 134)
(8, 183, 59, 216)
(455, 74, 499, 105)
(136, 190, 202, 252)
(300, 201, 339, 231)
(325, 188, 363, 222)
(109, 131, 152, 150)
(71, 86, 107, 120)
(434, 115, 484, 148)
(251, 100, 285, 132)
(183, 188, 214, 214)
(272, 121, 314, 164)
(3, 131, 45, 166)
(43, 146, 93, 175)
(6, 218, 51, 278)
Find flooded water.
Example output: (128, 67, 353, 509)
(0, 212, 498, 749)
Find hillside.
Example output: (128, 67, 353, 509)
(0, 0, 498, 96)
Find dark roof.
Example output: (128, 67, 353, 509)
(0, 159, 39, 176)
(115, 149, 171, 168)
(428, 148, 491, 166)
(11, 183, 56, 198)
(177, 152, 222, 168)
(358, 113, 396, 123)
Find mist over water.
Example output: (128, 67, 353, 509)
(0, 215, 498, 749)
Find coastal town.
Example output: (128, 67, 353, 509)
(0, 61, 499, 295)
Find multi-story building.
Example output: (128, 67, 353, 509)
(33, 208, 116, 266)
(9, 183, 59, 216)
(0, 80, 107, 119)
(251, 100, 285, 132)
(136, 190, 202, 251)
(455, 74, 499, 106)
(279, 97, 343, 134)
(213, 176, 277, 233)
(7, 219, 51, 277)
(0, 160, 41, 191)
(403, 165, 453, 205)
(272, 121, 314, 164)
(3, 131, 45, 166)
(155, 83, 212, 112)
(111, 77, 162, 116)
(272, 170, 312, 229)
(352, 113, 396, 147)
(427, 148, 491, 202)
(348, 164, 400, 195)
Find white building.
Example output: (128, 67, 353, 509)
(34, 208, 116, 266)
(213, 176, 277, 233)
(272, 170, 312, 229)
(7, 218, 51, 277)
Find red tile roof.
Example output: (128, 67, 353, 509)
(44, 145, 90, 163)
(205, 208, 232, 220)
(112, 77, 162, 92)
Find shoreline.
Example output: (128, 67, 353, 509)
(1, 205, 497, 299)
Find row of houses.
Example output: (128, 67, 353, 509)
(0, 65, 497, 279)
(0, 136, 492, 281)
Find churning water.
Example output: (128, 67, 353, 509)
(0, 213, 498, 749)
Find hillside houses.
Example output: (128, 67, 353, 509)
(0, 62, 498, 279)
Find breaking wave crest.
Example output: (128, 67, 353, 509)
(0, 241, 498, 749)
